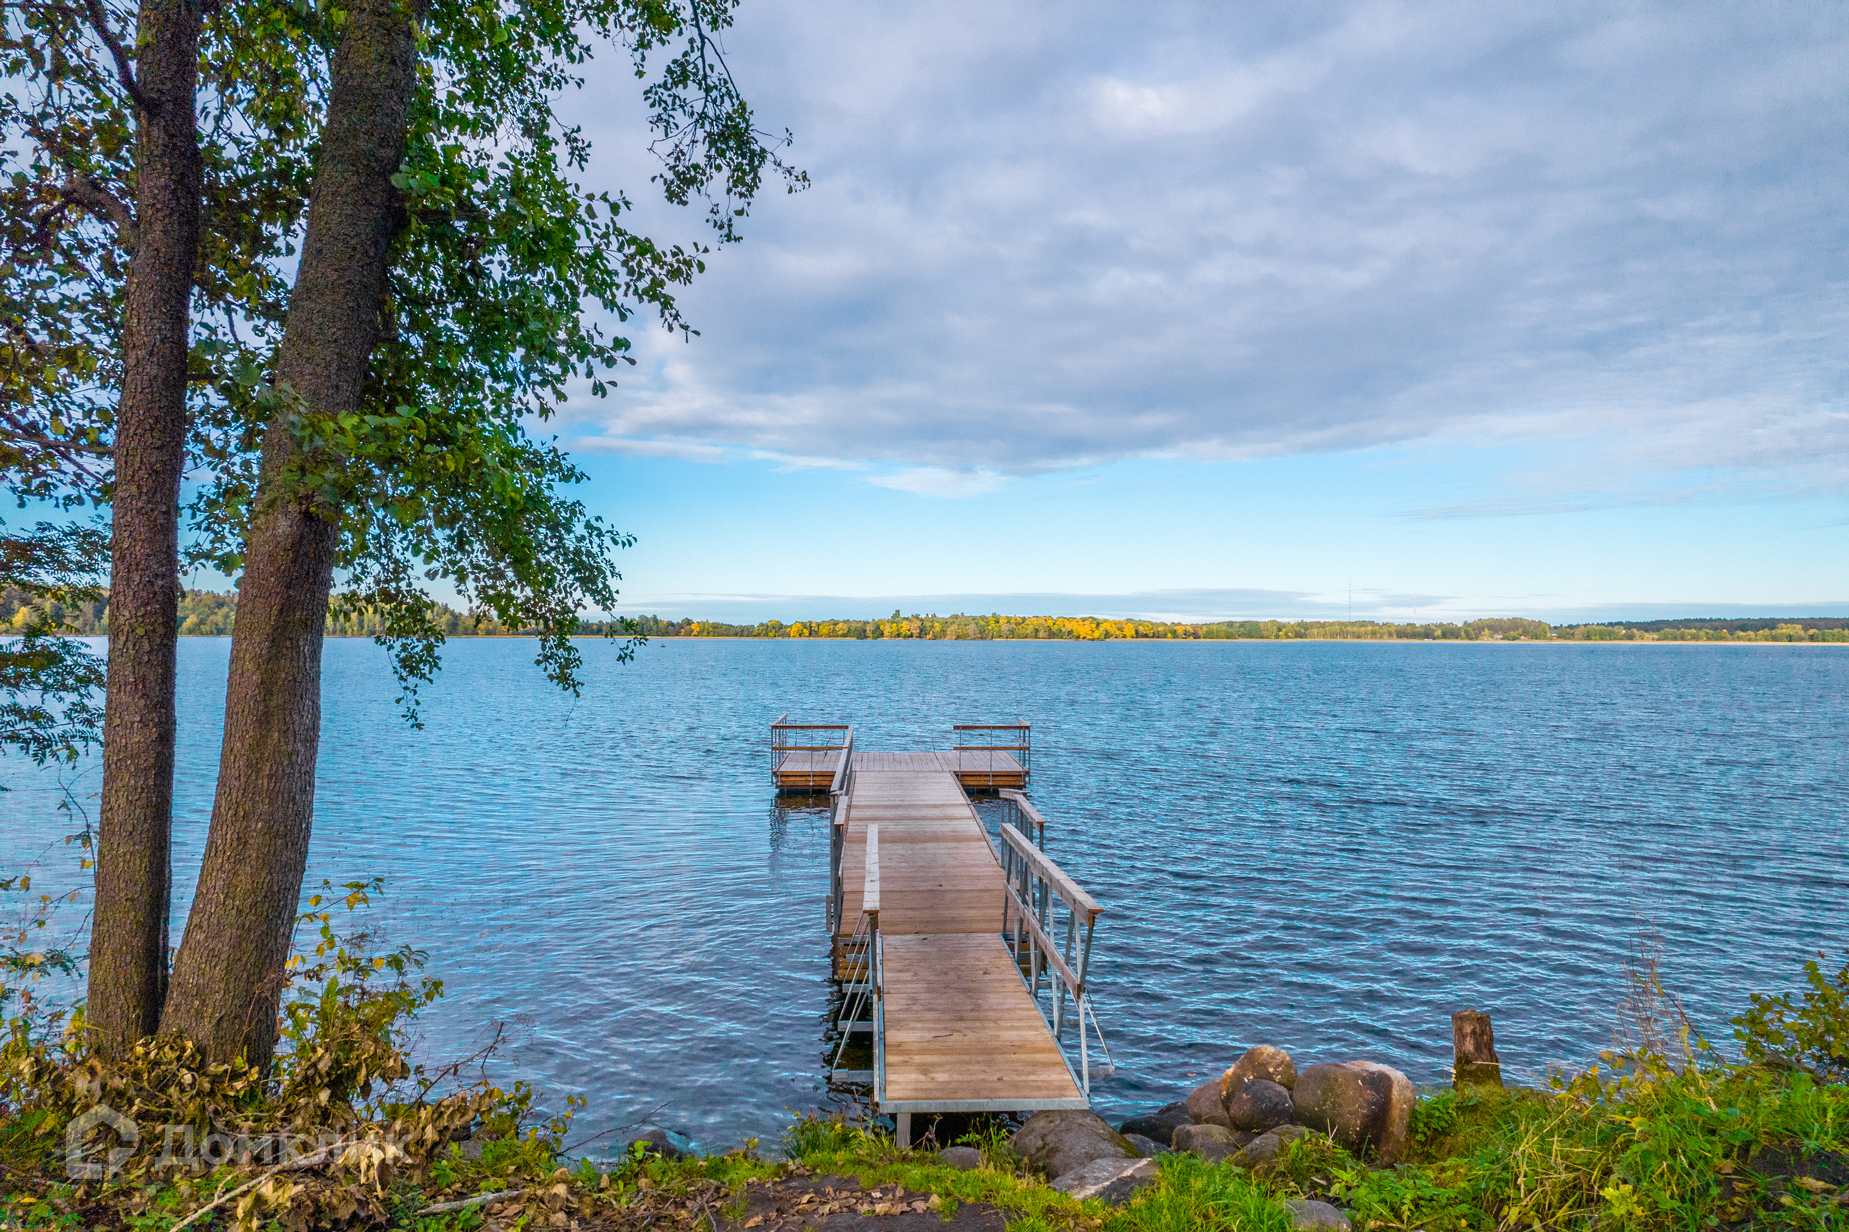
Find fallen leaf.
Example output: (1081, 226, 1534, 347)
(1795, 1177, 1835, 1194)
(744, 1217, 764, 1228)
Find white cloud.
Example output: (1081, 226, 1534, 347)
(866, 468, 1009, 498)
(551, 0, 1849, 509)
(569, 436, 728, 463)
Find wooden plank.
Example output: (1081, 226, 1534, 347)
(879, 933, 1080, 1105)
(862, 825, 880, 916)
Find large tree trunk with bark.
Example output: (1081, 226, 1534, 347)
(161, 0, 423, 1067)
(87, 0, 205, 1059)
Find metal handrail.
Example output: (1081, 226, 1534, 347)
(829, 726, 855, 796)
(827, 728, 856, 931)
(952, 721, 1031, 782)
(830, 827, 883, 1083)
(870, 827, 886, 1103)
(829, 907, 877, 1071)
(773, 718, 851, 789)
(997, 821, 1111, 1093)
(873, 931, 886, 1103)
(998, 789, 1047, 849)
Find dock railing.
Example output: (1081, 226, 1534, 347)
(997, 788, 1047, 849)
(829, 826, 882, 1085)
(998, 822, 1113, 1094)
(772, 717, 852, 791)
(952, 722, 1030, 788)
(827, 727, 856, 939)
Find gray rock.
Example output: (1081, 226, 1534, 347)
(1012, 1110, 1136, 1180)
(938, 1145, 983, 1170)
(1227, 1078, 1297, 1132)
(1221, 1045, 1298, 1104)
(1051, 1156, 1160, 1204)
(1171, 1122, 1242, 1161)
(1292, 1061, 1413, 1163)
(1119, 1101, 1193, 1146)
(625, 1129, 684, 1161)
(1286, 1198, 1353, 1229)
(1345, 1061, 1415, 1164)
(1121, 1133, 1165, 1159)
(1186, 1078, 1232, 1128)
(1230, 1123, 1312, 1170)
(455, 1137, 486, 1161)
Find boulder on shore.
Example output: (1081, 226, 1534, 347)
(1122, 1133, 1165, 1159)
(1227, 1077, 1297, 1132)
(1012, 1110, 1136, 1180)
(1186, 1077, 1233, 1128)
(1171, 1122, 1244, 1161)
(1291, 1061, 1414, 1163)
(938, 1145, 983, 1170)
(1120, 1101, 1193, 1146)
(1286, 1198, 1353, 1230)
(625, 1129, 684, 1161)
(1345, 1061, 1414, 1164)
(1221, 1045, 1298, 1104)
(1051, 1156, 1160, 1205)
(1230, 1123, 1312, 1170)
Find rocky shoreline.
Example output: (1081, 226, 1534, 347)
(600, 1015, 1511, 1228)
(996, 1028, 1498, 1229)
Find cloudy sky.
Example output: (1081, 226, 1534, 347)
(542, 0, 1846, 622)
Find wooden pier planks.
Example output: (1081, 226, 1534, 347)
(781, 750, 1025, 791)
(881, 934, 1084, 1106)
(773, 750, 842, 790)
(836, 763, 1084, 1111)
(849, 750, 1027, 789)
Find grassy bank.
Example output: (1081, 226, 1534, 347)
(4, 1019, 1845, 1229)
(769, 1053, 1849, 1231)
(4, 923, 1844, 1230)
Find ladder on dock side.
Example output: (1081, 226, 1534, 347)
(793, 720, 1110, 1146)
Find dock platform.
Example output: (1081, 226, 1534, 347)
(773, 721, 1031, 791)
(778, 719, 1109, 1145)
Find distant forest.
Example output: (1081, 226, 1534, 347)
(8, 590, 1841, 643)
(627, 613, 1849, 643)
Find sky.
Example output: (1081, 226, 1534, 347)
(282, 2, 1849, 621)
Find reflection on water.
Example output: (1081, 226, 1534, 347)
(2, 638, 1846, 1156)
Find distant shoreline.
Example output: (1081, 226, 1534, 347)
(12, 590, 1845, 645)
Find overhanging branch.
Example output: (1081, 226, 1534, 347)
(61, 173, 138, 249)
(77, 0, 155, 113)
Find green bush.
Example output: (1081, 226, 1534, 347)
(1734, 950, 1849, 1083)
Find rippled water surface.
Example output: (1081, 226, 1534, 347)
(4, 638, 1847, 1154)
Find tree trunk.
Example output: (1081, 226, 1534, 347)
(160, 0, 424, 1067)
(87, 0, 205, 1059)
(1452, 1009, 1503, 1088)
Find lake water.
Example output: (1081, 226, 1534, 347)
(3, 638, 1846, 1157)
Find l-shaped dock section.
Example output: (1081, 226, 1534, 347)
(772, 718, 1111, 1147)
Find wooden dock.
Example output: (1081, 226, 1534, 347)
(782, 719, 1109, 1145)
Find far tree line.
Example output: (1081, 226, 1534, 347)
(11, 592, 1844, 643)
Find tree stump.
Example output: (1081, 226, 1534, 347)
(1452, 1010, 1503, 1088)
